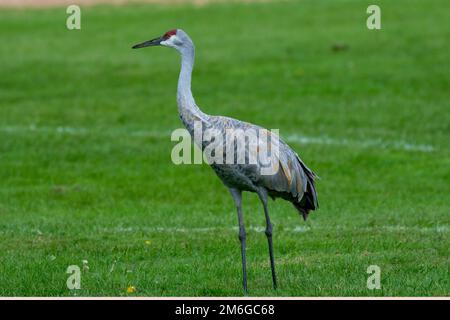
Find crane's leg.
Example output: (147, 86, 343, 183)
(257, 188, 277, 289)
(229, 188, 248, 294)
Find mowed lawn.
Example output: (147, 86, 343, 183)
(0, 0, 448, 296)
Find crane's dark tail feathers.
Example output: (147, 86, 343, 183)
(293, 160, 319, 221)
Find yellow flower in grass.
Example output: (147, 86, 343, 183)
(127, 285, 136, 294)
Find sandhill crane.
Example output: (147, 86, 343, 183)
(132, 29, 318, 293)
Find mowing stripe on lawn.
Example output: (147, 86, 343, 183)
(97, 225, 449, 234)
(0, 125, 437, 153)
(2, 224, 444, 236)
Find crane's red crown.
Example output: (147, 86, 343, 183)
(163, 29, 177, 39)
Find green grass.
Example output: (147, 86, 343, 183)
(0, 0, 449, 296)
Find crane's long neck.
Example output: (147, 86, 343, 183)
(177, 46, 209, 133)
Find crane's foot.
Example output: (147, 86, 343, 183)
(240, 231, 248, 296)
(243, 272, 248, 294)
(272, 280, 278, 290)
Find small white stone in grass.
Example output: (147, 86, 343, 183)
(82, 260, 89, 271)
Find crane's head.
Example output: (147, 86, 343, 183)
(132, 29, 193, 53)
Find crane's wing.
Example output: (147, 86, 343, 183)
(254, 131, 319, 220)
(206, 115, 318, 219)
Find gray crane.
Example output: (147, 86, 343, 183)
(132, 29, 318, 293)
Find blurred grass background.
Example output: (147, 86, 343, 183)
(0, 0, 448, 296)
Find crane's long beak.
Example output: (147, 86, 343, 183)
(132, 36, 163, 49)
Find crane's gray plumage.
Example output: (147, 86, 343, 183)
(133, 29, 318, 293)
